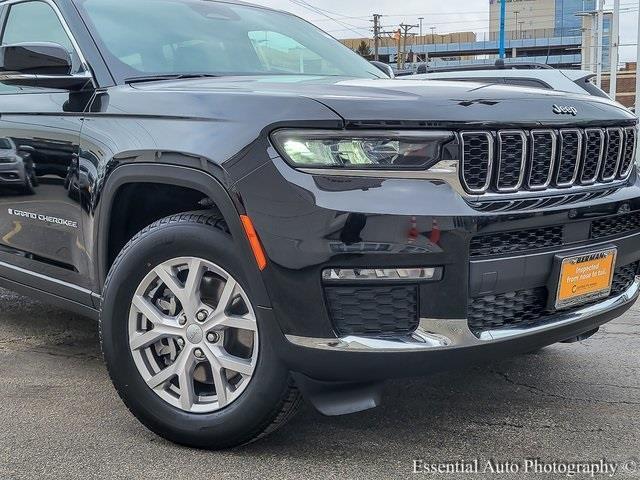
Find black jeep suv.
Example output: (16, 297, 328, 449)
(0, 0, 637, 449)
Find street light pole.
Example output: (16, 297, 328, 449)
(590, 14, 597, 72)
(419, 17, 424, 61)
(636, 4, 640, 111)
(609, 0, 619, 100)
(596, 0, 604, 87)
(499, 0, 506, 58)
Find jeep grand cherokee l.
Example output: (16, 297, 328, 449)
(0, 0, 637, 449)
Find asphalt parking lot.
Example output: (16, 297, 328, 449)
(0, 288, 639, 480)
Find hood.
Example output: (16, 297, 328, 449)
(131, 75, 637, 127)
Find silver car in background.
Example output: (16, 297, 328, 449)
(409, 63, 612, 99)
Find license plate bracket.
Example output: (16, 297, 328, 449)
(549, 247, 617, 311)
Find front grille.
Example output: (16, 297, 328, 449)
(470, 211, 640, 258)
(459, 126, 637, 195)
(591, 211, 640, 239)
(467, 262, 639, 336)
(325, 285, 418, 337)
(468, 288, 548, 334)
(470, 225, 563, 257)
(611, 262, 639, 295)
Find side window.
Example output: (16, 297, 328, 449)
(0, 1, 77, 94)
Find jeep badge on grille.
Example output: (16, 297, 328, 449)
(553, 104, 578, 116)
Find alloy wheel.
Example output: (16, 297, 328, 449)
(128, 257, 258, 413)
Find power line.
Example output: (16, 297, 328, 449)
(308, 1, 640, 22)
(289, 0, 370, 36)
(323, 7, 638, 34)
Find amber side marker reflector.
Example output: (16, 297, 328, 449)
(240, 215, 267, 271)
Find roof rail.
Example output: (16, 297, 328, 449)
(416, 60, 554, 74)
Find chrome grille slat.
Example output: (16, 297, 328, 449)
(580, 128, 605, 185)
(460, 132, 493, 194)
(496, 130, 527, 192)
(619, 127, 637, 179)
(459, 125, 637, 196)
(528, 130, 556, 190)
(601, 128, 624, 182)
(556, 129, 582, 187)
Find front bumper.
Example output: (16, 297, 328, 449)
(235, 151, 640, 381)
(285, 277, 639, 352)
(262, 279, 637, 382)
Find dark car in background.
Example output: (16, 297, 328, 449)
(0, 0, 638, 449)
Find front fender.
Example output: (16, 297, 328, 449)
(94, 162, 272, 308)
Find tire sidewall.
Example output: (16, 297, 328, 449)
(101, 218, 289, 447)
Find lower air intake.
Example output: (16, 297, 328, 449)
(325, 285, 419, 337)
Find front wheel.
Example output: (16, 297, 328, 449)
(100, 212, 301, 449)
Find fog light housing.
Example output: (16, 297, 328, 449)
(322, 267, 443, 282)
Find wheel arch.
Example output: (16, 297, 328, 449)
(95, 162, 271, 307)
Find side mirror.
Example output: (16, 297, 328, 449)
(0, 42, 92, 91)
(18, 145, 35, 153)
(370, 61, 395, 79)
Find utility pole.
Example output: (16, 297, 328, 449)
(609, 0, 619, 100)
(596, 0, 604, 87)
(590, 15, 597, 72)
(398, 23, 418, 69)
(372, 14, 382, 61)
(396, 28, 403, 69)
(499, 0, 506, 59)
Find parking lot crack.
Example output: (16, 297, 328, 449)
(490, 369, 640, 406)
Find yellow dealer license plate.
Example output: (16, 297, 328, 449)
(555, 248, 617, 309)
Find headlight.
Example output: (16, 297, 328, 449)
(271, 129, 455, 170)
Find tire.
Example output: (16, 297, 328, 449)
(100, 211, 301, 449)
(22, 172, 35, 195)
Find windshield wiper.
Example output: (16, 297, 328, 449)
(125, 73, 220, 84)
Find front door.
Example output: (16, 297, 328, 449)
(0, 0, 92, 295)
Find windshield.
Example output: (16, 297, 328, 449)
(76, 0, 381, 81)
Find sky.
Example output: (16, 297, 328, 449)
(249, 0, 639, 64)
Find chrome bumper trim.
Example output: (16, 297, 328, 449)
(285, 277, 640, 352)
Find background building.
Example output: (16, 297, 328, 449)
(340, 0, 611, 71)
(602, 62, 638, 107)
(489, 0, 597, 38)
